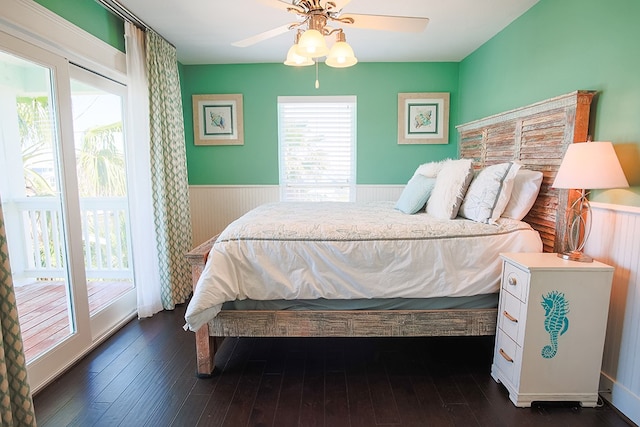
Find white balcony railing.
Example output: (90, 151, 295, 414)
(7, 196, 133, 282)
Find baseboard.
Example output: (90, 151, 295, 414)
(601, 365, 640, 425)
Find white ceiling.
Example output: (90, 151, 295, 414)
(116, 0, 540, 65)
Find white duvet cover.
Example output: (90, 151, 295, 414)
(184, 201, 542, 331)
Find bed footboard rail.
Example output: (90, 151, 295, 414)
(208, 309, 497, 337)
(186, 235, 219, 377)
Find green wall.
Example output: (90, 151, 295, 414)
(33, 0, 125, 52)
(181, 62, 459, 185)
(36, 0, 640, 204)
(459, 0, 640, 206)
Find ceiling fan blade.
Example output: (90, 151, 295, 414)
(254, 0, 292, 12)
(341, 14, 429, 33)
(232, 24, 292, 48)
(331, 0, 353, 11)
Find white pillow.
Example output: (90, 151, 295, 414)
(502, 169, 544, 220)
(413, 159, 448, 178)
(395, 174, 437, 214)
(459, 162, 521, 224)
(426, 159, 474, 220)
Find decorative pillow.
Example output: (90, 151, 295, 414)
(413, 159, 448, 178)
(395, 174, 437, 214)
(426, 159, 474, 220)
(502, 169, 544, 220)
(459, 162, 521, 224)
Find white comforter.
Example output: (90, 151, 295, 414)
(184, 201, 542, 331)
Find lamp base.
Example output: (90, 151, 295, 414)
(557, 251, 593, 263)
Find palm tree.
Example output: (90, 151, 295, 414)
(16, 96, 55, 196)
(76, 121, 126, 197)
(17, 95, 127, 198)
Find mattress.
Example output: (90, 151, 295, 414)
(184, 201, 542, 331)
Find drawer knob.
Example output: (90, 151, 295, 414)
(503, 311, 518, 323)
(508, 275, 517, 287)
(499, 348, 514, 363)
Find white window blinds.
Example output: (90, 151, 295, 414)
(278, 96, 356, 202)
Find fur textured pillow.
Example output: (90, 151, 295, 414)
(426, 159, 474, 220)
(413, 159, 448, 178)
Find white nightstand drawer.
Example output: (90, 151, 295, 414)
(498, 290, 524, 344)
(502, 261, 529, 302)
(494, 332, 521, 386)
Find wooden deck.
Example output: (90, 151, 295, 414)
(14, 280, 133, 362)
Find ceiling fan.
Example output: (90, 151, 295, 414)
(231, 0, 430, 49)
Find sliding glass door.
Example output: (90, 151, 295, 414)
(0, 31, 136, 392)
(69, 66, 136, 338)
(0, 42, 80, 367)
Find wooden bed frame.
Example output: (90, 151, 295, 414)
(185, 90, 596, 377)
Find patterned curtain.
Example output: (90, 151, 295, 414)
(145, 30, 193, 309)
(0, 197, 36, 426)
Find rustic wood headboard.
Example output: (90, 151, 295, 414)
(457, 90, 596, 253)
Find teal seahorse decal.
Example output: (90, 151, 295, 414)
(541, 290, 569, 359)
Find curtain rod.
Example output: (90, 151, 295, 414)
(96, 0, 176, 48)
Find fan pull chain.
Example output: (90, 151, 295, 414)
(315, 60, 319, 89)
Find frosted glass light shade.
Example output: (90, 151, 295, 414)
(284, 44, 314, 66)
(296, 29, 329, 58)
(325, 41, 358, 68)
(553, 141, 629, 190)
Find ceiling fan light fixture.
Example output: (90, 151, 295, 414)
(325, 31, 357, 68)
(325, 41, 357, 68)
(284, 43, 314, 66)
(296, 29, 329, 58)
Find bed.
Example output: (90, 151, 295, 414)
(184, 90, 596, 377)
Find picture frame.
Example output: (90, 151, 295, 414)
(192, 94, 244, 145)
(398, 92, 449, 144)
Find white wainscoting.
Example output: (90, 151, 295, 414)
(189, 185, 404, 245)
(587, 203, 640, 426)
(189, 185, 278, 246)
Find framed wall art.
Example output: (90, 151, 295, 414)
(193, 94, 244, 145)
(398, 92, 449, 144)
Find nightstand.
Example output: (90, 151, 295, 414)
(491, 252, 614, 407)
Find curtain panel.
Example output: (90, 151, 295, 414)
(145, 30, 193, 309)
(0, 197, 36, 426)
(125, 23, 163, 318)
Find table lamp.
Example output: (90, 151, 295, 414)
(552, 141, 629, 262)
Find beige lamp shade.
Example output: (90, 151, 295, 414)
(296, 29, 329, 58)
(284, 44, 314, 66)
(553, 141, 629, 190)
(325, 41, 358, 68)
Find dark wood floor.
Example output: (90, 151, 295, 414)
(33, 304, 633, 427)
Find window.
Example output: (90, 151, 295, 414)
(278, 96, 356, 202)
